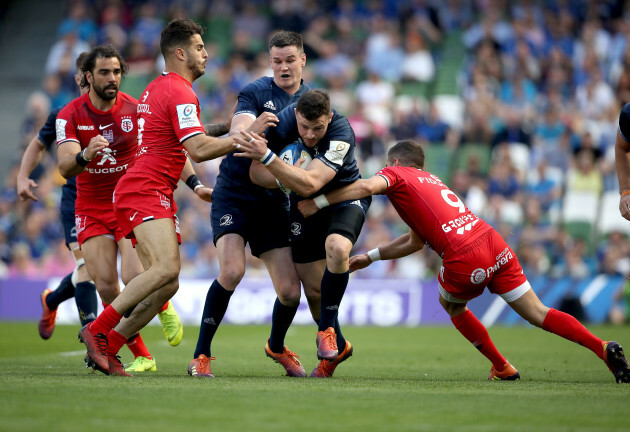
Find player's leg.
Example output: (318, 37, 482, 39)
(70, 245, 98, 326)
(81, 219, 180, 375)
(190, 233, 245, 378)
(115, 238, 157, 372)
(119, 237, 183, 347)
(258, 246, 305, 376)
(81, 235, 121, 304)
(317, 233, 353, 360)
(509, 287, 630, 383)
(260, 247, 301, 347)
(438, 292, 518, 380)
(296, 260, 323, 322)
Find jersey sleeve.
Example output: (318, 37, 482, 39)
(39, 107, 62, 151)
(55, 105, 79, 146)
(168, 82, 205, 142)
(315, 114, 354, 171)
(233, 83, 260, 119)
(376, 167, 397, 190)
(619, 103, 630, 142)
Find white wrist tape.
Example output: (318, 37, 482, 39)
(193, 184, 204, 192)
(313, 195, 330, 209)
(259, 148, 276, 166)
(367, 248, 381, 262)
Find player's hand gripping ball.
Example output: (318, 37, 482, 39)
(277, 142, 313, 195)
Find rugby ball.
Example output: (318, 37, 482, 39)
(277, 142, 312, 195)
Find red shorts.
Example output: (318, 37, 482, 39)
(439, 230, 529, 302)
(75, 208, 125, 246)
(113, 172, 181, 246)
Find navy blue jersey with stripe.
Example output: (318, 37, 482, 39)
(619, 102, 630, 142)
(267, 104, 360, 199)
(40, 107, 76, 191)
(215, 76, 309, 197)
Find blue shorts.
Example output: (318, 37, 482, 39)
(289, 196, 371, 264)
(60, 182, 77, 247)
(210, 184, 290, 258)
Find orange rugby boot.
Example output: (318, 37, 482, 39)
(265, 341, 307, 377)
(310, 340, 353, 378)
(488, 362, 520, 381)
(316, 327, 338, 361)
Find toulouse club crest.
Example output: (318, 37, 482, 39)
(121, 117, 134, 133)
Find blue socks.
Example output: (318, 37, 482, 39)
(74, 281, 97, 326)
(45, 273, 74, 310)
(268, 298, 298, 353)
(194, 279, 233, 358)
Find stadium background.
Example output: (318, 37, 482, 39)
(1, 0, 629, 327)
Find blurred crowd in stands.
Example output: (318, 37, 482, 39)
(3, 0, 630, 300)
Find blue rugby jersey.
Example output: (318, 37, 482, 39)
(215, 76, 309, 197)
(39, 106, 76, 193)
(267, 105, 361, 200)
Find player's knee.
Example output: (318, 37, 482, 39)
(153, 263, 180, 287)
(303, 283, 321, 301)
(325, 239, 351, 265)
(219, 265, 245, 289)
(276, 283, 301, 306)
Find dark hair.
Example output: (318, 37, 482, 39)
(387, 140, 425, 169)
(296, 89, 330, 121)
(76, 51, 89, 70)
(160, 18, 205, 57)
(268, 30, 303, 52)
(80, 45, 128, 88)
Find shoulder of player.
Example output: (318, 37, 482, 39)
(118, 91, 139, 105)
(239, 77, 274, 98)
(325, 113, 355, 143)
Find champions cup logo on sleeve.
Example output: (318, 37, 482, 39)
(176, 104, 201, 129)
(324, 141, 350, 165)
(56, 119, 67, 140)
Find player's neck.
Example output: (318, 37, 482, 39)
(88, 90, 116, 112)
(165, 63, 195, 84)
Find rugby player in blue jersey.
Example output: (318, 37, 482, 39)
(189, 31, 313, 378)
(16, 52, 99, 339)
(615, 103, 630, 221)
(235, 89, 370, 377)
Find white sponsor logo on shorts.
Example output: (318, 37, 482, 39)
(291, 222, 301, 236)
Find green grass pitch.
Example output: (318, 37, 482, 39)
(0, 322, 628, 431)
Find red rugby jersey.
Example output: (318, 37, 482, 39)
(377, 166, 492, 258)
(56, 92, 138, 212)
(127, 72, 205, 190)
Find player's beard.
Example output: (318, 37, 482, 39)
(93, 82, 118, 101)
(187, 56, 206, 81)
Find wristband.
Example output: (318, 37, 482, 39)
(622, 191, 630, 198)
(259, 148, 276, 166)
(75, 150, 90, 167)
(367, 248, 381, 262)
(313, 194, 330, 209)
(185, 174, 204, 192)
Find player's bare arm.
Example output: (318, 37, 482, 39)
(180, 158, 213, 202)
(615, 128, 630, 221)
(348, 230, 425, 273)
(298, 175, 389, 218)
(57, 135, 109, 178)
(249, 155, 310, 189)
(17, 136, 46, 201)
(183, 112, 277, 163)
(234, 131, 334, 196)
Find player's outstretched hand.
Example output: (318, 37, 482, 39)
(17, 176, 38, 201)
(194, 185, 213, 203)
(85, 135, 109, 160)
(297, 199, 319, 218)
(620, 193, 630, 221)
(247, 111, 278, 136)
(349, 254, 372, 273)
(233, 131, 268, 160)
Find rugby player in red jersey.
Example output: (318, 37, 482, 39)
(57, 45, 177, 375)
(78, 19, 276, 376)
(298, 140, 630, 383)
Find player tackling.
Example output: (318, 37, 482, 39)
(298, 139, 630, 383)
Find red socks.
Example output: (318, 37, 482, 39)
(124, 332, 152, 359)
(542, 308, 604, 359)
(160, 301, 169, 313)
(451, 309, 508, 369)
(91, 304, 123, 335)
